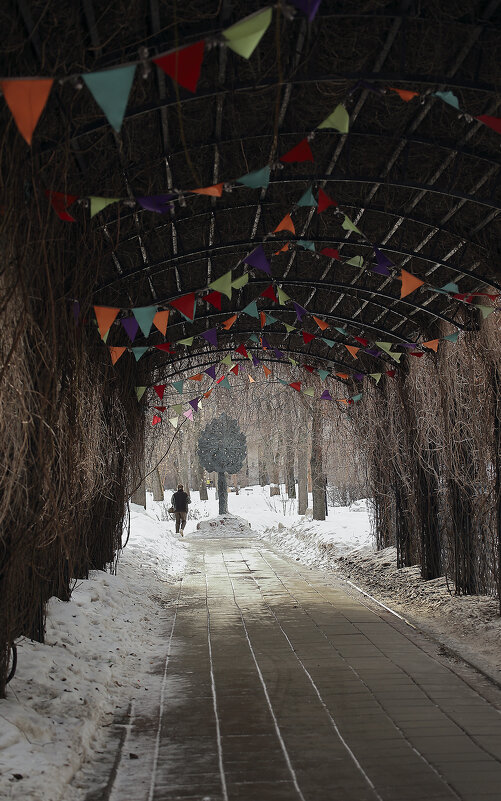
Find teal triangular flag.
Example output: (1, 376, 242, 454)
(335, 327, 348, 336)
(297, 187, 317, 207)
(322, 338, 335, 348)
(131, 346, 148, 361)
(264, 312, 278, 325)
(317, 104, 349, 133)
(433, 91, 459, 109)
(133, 305, 157, 338)
(440, 282, 459, 294)
(297, 239, 316, 251)
(236, 166, 270, 190)
(173, 380, 184, 394)
(444, 332, 459, 343)
(248, 333, 260, 343)
(218, 375, 231, 389)
(351, 393, 363, 402)
(242, 301, 260, 318)
(318, 369, 329, 381)
(83, 65, 136, 132)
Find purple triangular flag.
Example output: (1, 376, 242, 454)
(201, 328, 218, 347)
(252, 354, 260, 367)
(321, 389, 333, 400)
(354, 372, 365, 381)
(289, 0, 322, 21)
(293, 302, 308, 322)
(243, 245, 271, 275)
(136, 194, 176, 213)
(205, 365, 217, 379)
(401, 342, 418, 349)
(189, 397, 199, 412)
(365, 347, 381, 357)
(261, 336, 271, 349)
(121, 316, 140, 342)
(273, 348, 284, 359)
(373, 246, 393, 276)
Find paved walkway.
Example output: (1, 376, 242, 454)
(91, 538, 501, 801)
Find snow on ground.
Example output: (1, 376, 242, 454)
(0, 502, 186, 801)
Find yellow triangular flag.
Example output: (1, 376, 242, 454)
(223, 8, 272, 59)
(90, 196, 120, 217)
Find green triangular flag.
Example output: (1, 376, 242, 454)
(342, 214, 363, 235)
(317, 104, 349, 133)
(90, 196, 120, 217)
(322, 338, 335, 348)
(288, 357, 298, 366)
(346, 256, 364, 267)
(133, 305, 157, 338)
(297, 239, 316, 251)
(173, 403, 183, 415)
(232, 273, 249, 290)
(236, 165, 270, 189)
(297, 187, 317, 207)
(263, 312, 278, 326)
(284, 322, 296, 333)
(209, 270, 233, 299)
(303, 387, 315, 397)
(370, 373, 382, 384)
(477, 305, 495, 319)
(221, 353, 233, 366)
(335, 327, 348, 336)
(278, 288, 291, 305)
(223, 8, 272, 59)
(242, 301, 260, 318)
(375, 341, 393, 355)
(444, 332, 459, 343)
(318, 369, 329, 381)
(102, 329, 110, 344)
(173, 380, 184, 394)
(83, 65, 136, 132)
(135, 386, 146, 401)
(388, 351, 402, 363)
(169, 417, 179, 428)
(177, 336, 194, 346)
(218, 375, 231, 389)
(131, 346, 148, 361)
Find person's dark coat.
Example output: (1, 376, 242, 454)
(172, 490, 190, 512)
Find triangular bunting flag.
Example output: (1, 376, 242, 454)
(400, 269, 425, 298)
(289, 0, 323, 21)
(218, 376, 231, 389)
(136, 194, 176, 213)
(317, 188, 337, 213)
(201, 328, 218, 347)
(177, 337, 194, 346)
(236, 344, 248, 358)
(422, 339, 439, 352)
(208, 270, 233, 299)
(154, 384, 166, 400)
(156, 342, 174, 353)
(189, 397, 200, 412)
(249, 375, 255, 383)
(135, 386, 147, 401)
(263, 312, 278, 326)
(389, 87, 419, 102)
(263, 365, 272, 378)
(1, 78, 53, 145)
(369, 373, 382, 384)
(304, 366, 315, 373)
(341, 214, 363, 235)
(336, 372, 349, 379)
(170, 292, 196, 321)
(297, 187, 318, 207)
(94, 306, 119, 339)
(303, 387, 315, 397)
(302, 331, 315, 344)
(284, 323, 296, 333)
(230, 364, 239, 375)
(223, 8, 272, 59)
(375, 341, 393, 355)
(293, 302, 308, 322)
(321, 390, 333, 400)
(297, 239, 316, 251)
(183, 409, 194, 420)
(243, 245, 271, 275)
(321, 247, 340, 260)
(153, 40, 205, 93)
(121, 317, 139, 342)
(133, 306, 157, 338)
(322, 337, 335, 347)
(260, 285, 278, 303)
(221, 354, 233, 366)
(346, 256, 364, 267)
(169, 417, 179, 428)
(373, 247, 393, 275)
(317, 104, 349, 133)
(205, 365, 217, 379)
(242, 301, 259, 318)
(312, 315, 329, 331)
(232, 274, 249, 290)
(188, 373, 203, 381)
(236, 165, 271, 189)
(345, 345, 360, 359)
(354, 336, 369, 346)
(203, 389, 213, 398)
(280, 138, 314, 163)
(274, 243, 290, 255)
(173, 380, 184, 394)
(433, 90, 459, 109)
(153, 309, 170, 336)
(204, 291, 222, 310)
(278, 288, 291, 305)
(173, 404, 183, 415)
(154, 406, 166, 412)
(318, 369, 329, 381)
(289, 382, 301, 392)
(109, 346, 126, 365)
(190, 182, 224, 197)
(477, 305, 495, 319)
(222, 314, 237, 330)
(335, 327, 348, 335)
(83, 65, 136, 132)
(90, 197, 120, 218)
(273, 213, 295, 234)
(476, 114, 501, 135)
(46, 190, 78, 222)
(131, 346, 148, 361)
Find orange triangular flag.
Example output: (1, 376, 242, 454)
(109, 346, 126, 365)
(1, 78, 53, 145)
(153, 309, 169, 336)
(222, 314, 237, 330)
(260, 311, 266, 329)
(422, 339, 439, 352)
(189, 373, 203, 380)
(273, 213, 295, 234)
(94, 306, 120, 339)
(313, 315, 329, 331)
(345, 345, 360, 359)
(274, 243, 289, 256)
(336, 372, 350, 379)
(249, 375, 255, 383)
(203, 388, 213, 398)
(400, 269, 425, 298)
(190, 183, 224, 197)
(263, 365, 272, 377)
(389, 87, 419, 102)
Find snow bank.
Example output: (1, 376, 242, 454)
(0, 502, 185, 801)
(192, 514, 252, 538)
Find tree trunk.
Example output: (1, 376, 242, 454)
(297, 447, 308, 515)
(152, 467, 164, 501)
(311, 405, 325, 521)
(218, 471, 228, 514)
(286, 444, 296, 498)
(199, 468, 208, 500)
(131, 445, 146, 508)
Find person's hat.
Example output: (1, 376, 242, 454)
(178, 484, 183, 489)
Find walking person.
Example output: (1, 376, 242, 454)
(171, 483, 191, 535)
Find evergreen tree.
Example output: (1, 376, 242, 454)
(198, 413, 247, 514)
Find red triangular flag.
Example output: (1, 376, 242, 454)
(260, 285, 278, 303)
(204, 291, 222, 310)
(289, 381, 301, 391)
(153, 40, 205, 93)
(409, 351, 424, 357)
(170, 292, 196, 320)
(386, 369, 396, 377)
(317, 188, 337, 213)
(321, 247, 339, 260)
(230, 364, 239, 375)
(154, 384, 166, 400)
(156, 342, 174, 353)
(235, 344, 248, 358)
(354, 336, 368, 346)
(477, 114, 501, 135)
(203, 389, 213, 398)
(154, 406, 166, 412)
(1, 78, 53, 145)
(304, 365, 315, 373)
(302, 331, 315, 344)
(46, 190, 79, 222)
(280, 138, 314, 163)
